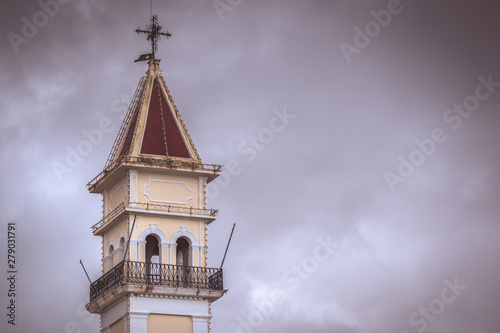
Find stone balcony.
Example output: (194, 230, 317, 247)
(86, 260, 224, 313)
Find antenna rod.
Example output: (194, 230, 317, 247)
(123, 215, 137, 262)
(80, 260, 92, 284)
(220, 223, 236, 270)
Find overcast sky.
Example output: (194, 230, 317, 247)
(1, 0, 500, 332)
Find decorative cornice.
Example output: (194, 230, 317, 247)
(143, 179, 193, 204)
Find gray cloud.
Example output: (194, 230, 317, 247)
(1, 0, 500, 332)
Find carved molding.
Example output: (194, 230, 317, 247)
(143, 179, 193, 204)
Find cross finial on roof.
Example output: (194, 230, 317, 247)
(135, 15, 172, 60)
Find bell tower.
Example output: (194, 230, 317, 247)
(85, 16, 225, 333)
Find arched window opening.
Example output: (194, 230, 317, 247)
(117, 237, 126, 262)
(105, 244, 114, 272)
(176, 237, 190, 266)
(175, 237, 192, 287)
(145, 235, 160, 263)
(145, 234, 161, 284)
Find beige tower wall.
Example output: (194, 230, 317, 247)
(148, 314, 193, 333)
(109, 318, 125, 333)
(105, 178, 128, 215)
(137, 171, 202, 209)
(103, 217, 128, 250)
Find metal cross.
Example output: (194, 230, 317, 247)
(135, 15, 172, 60)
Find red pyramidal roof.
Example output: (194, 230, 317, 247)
(140, 79, 191, 157)
(104, 59, 200, 168)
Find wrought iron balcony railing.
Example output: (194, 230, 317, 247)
(88, 261, 223, 303)
(91, 202, 218, 232)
